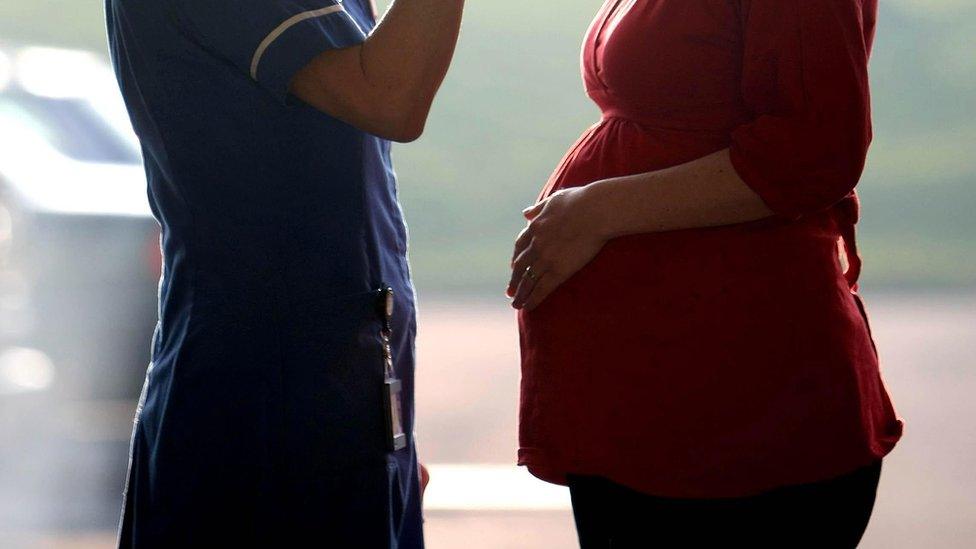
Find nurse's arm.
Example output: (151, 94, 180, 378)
(289, 0, 464, 142)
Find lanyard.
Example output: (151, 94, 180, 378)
(376, 285, 406, 451)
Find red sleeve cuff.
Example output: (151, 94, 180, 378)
(728, 144, 805, 221)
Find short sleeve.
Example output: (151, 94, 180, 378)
(729, 0, 876, 219)
(174, 0, 368, 104)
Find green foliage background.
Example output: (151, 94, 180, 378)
(2, 0, 973, 295)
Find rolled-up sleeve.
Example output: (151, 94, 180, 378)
(729, 0, 875, 219)
(174, 0, 367, 104)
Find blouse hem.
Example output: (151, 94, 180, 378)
(517, 440, 898, 500)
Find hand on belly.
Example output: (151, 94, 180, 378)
(507, 186, 608, 311)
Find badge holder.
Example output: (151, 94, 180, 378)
(377, 286, 407, 452)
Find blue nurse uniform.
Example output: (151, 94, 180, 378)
(105, 0, 423, 546)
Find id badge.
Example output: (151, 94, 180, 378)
(384, 377, 407, 451)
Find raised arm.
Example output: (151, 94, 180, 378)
(289, 0, 465, 142)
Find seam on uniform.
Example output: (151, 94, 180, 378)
(250, 4, 346, 79)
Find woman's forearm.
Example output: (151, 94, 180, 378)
(360, 0, 465, 135)
(509, 150, 774, 310)
(580, 149, 774, 238)
(290, 0, 464, 142)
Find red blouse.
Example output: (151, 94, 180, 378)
(517, 0, 903, 498)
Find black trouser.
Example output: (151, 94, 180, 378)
(568, 461, 882, 548)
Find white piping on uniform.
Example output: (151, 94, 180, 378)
(249, 4, 346, 80)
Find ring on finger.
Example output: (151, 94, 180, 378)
(524, 265, 540, 282)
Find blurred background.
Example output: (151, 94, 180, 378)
(0, 0, 973, 547)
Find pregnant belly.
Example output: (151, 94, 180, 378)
(518, 118, 888, 495)
(537, 115, 845, 338)
(523, 115, 858, 404)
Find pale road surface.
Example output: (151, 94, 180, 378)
(3, 292, 975, 548)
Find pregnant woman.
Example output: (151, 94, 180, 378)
(508, 1, 903, 546)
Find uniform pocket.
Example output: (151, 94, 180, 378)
(275, 289, 390, 473)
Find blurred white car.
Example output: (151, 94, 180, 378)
(0, 45, 160, 530)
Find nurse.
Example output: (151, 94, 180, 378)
(105, 0, 462, 546)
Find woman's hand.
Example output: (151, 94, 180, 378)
(507, 187, 608, 311)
